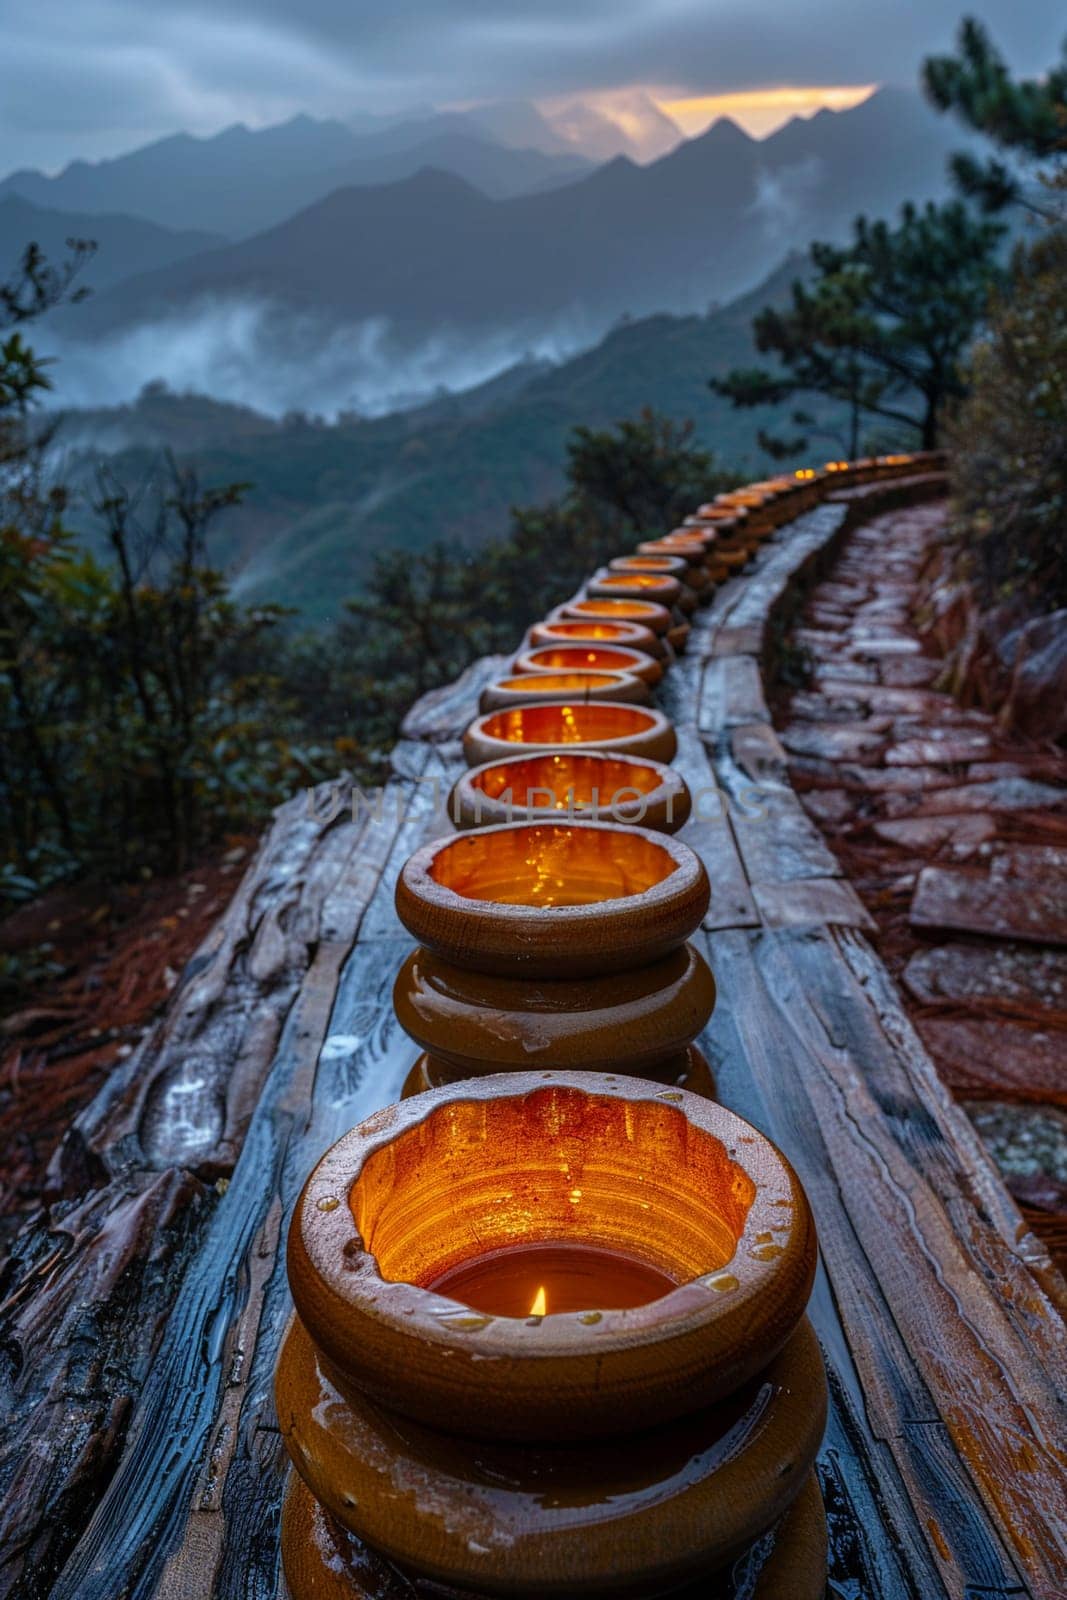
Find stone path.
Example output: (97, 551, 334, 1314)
(776, 502, 1067, 1263)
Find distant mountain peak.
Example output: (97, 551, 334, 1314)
(697, 116, 754, 147)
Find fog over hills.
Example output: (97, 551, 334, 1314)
(54, 258, 857, 621)
(16, 87, 975, 421)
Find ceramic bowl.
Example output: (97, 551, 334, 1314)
(284, 1073, 819, 1441)
(395, 820, 708, 977)
(462, 701, 677, 769)
(449, 749, 689, 833)
(585, 570, 684, 609)
(556, 597, 673, 636)
(478, 670, 651, 713)
(526, 617, 668, 661)
(393, 940, 716, 1081)
(511, 643, 663, 687)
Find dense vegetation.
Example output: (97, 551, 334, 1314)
(948, 226, 1066, 613)
(928, 19, 1066, 613)
(1, 248, 322, 903)
(711, 199, 1005, 453)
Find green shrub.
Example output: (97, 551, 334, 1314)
(947, 228, 1067, 612)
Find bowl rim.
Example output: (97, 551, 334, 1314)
(586, 569, 684, 601)
(449, 749, 690, 832)
(394, 817, 705, 974)
(512, 642, 660, 679)
(397, 812, 704, 918)
(478, 669, 650, 712)
(289, 1070, 816, 1378)
(469, 697, 663, 739)
(558, 597, 673, 633)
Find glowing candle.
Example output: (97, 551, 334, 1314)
(425, 1240, 680, 1318)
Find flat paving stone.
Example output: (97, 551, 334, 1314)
(877, 656, 944, 687)
(904, 941, 1067, 1016)
(800, 788, 856, 825)
(789, 691, 869, 722)
(965, 756, 1067, 785)
(812, 660, 881, 684)
(965, 1099, 1067, 1183)
(780, 721, 891, 761)
(850, 635, 922, 656)
(886, 735, 996, 766)
(816, 584, 869, 606)
(795, 627, 848, 650)
(830, 685, 956, 716)
(807, 606, 853, 629)
(887, 776, 1067, 818)
(910, 861, 1067, 945)
(872, 814, 998, 852)
(921, 1018, 1067, 1103)
(840, 764, 963, 793)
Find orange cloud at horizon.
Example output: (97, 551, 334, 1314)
(658, 83, 877, 140)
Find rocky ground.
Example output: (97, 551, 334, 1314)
(0, 841, 251, 1243)
(775, 501, 1067, 1267)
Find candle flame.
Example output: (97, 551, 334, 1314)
(529, 1285, 547, 1316)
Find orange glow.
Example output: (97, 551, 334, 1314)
(657, 83, 876, 140)
(427, 821, 678, 906)
(469, 752, 667, 807)
(424, 1247, 677, 1317)
(597, 573, 671, 591)
(573, 598, 662, 617)
(478, 702, 656, 749)
(353, 1084, 755, 1294)
(521, 646, 645, 673)
(494, 671, 627, 694)
(542, 621, 630, 640)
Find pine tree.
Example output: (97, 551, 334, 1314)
(923, 17, 1066, 216)
(711, 201, 1005, 453)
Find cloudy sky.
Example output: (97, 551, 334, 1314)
(0, 0, 1060, 171)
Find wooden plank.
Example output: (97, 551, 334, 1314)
(72, 778, 375, 1179)
(400, 653, 509, 741)
(700, 926, 1050, 1599)
(0, 774, 409, 1599)
(750, 876, 875, 930)
(719, 762, 845, 883)
(671, 725, 759, 930)
(40, 799, 426, 1600)
(730, 722, 789, 785)
(710, 622, 763, 657)
(698, 654, 769, 732)
(756, 927, 1066, 1592)
(655, 621, 759, 933)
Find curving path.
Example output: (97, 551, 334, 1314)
(774, 499, 1067, 1268)
(1, 470, 1064, 1600)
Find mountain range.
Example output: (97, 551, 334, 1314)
(7, 83, 978, 621)
(0, 103, 640, 239)
(28, 88, 973, 368)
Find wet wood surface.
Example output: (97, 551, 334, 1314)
(2, 471, 1064, 1600)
